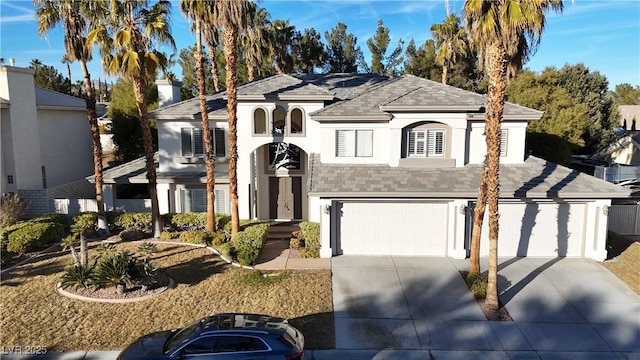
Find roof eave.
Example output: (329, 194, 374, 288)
(277, 94, 335, 101)
(312, 115, 392, 122)
(37, 105, 86, 111)
(379, 105, 482, 112)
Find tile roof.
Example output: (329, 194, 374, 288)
(35, 86, 86, 109)
(236, 74, 333, 99)
(308, 154, 630, 199)
(310, 74, 543, 120)
(292, 73, 389, 99)
(90, 153, 229, 184)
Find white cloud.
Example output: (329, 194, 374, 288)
(0, 1, 35, 23)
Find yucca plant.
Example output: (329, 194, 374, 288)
(60, 264, 95, 290)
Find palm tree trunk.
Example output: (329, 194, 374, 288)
(66, 63, 72, 95)
(132, 76, 162, 238)
(195, 22, 217, 232)
(469, 158, 488, 275)
(207, 44, 220, 92)
(223, 28, 240, 236)
(442, 64, 449, 85)
(79, 60, 107, 236)
(484, 42, 507, 312)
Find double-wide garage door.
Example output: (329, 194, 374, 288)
(337, 202, 448, 256)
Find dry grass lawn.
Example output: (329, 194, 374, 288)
(602, 233, 640, 295)
(0, 241, 334, 351)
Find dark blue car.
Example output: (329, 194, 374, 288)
(117, 313, 304, 360)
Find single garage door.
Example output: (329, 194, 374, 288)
(479, 202, 586, 257)
(337, 202, 449, 256)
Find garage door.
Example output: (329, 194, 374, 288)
(479, 202, 586, 257)
(338, 202, 449, 256)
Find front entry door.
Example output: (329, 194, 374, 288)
(269, 177, 302, 220)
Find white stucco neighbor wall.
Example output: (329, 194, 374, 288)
(468, 120, 529, 165)
(37, 107, 93, 188)
(0, 66, 42, 190)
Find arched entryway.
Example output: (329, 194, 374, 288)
(252, 142, 308, 221)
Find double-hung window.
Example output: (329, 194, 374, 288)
(181, 127, 226, 157)
(407, 129, 445, 157)
(336, 129, 373, 157)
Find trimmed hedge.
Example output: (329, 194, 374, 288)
(178, 230, 214, 245)
(29, 213, 68, 226)
(224, 219, 266, 242)
(160, 212, 231, 232)
(299, 221, 320, 257)
(230, 222, 269, 266)
(6, 222, 64, 254)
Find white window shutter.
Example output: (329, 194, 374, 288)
(214, 189, 228, 214)
(500, 129, 508, 157)
(336, 130, 355, 157)
(182, 189, 192, 212)
(181, 128, 193, 156)
(356, 130, 373, 157)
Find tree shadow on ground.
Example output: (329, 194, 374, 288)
(606, 231, 636, 260)
(161, 250, 225, 286)
(290, 311, 335, 349)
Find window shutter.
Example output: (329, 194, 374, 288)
(182, 189, 192, 212)
(336, 130, 355, 157)
(214, 189, 227, 214)
(192, 189, 206, 212)
(214, 128, 226, 157)
(356, 130, 373, 157)
(500, 129, 508, 157)
(193, 128, 204, 157)
(181, 128, 193, 156)
(416, 131, 426, 156)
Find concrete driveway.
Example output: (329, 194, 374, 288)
(332, 256, 640, 353)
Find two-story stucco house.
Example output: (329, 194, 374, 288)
(1, 65, 96, 216)
(102, 73, 629, 261)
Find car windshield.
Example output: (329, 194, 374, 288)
(164, 322, 199, 354)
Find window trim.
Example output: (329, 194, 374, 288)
(335, 129, 373, 158)
(252, 107, 269, 136)
(180, 127, 226, 158)
(287, 107, 305, 136)
(406, 128, 445, 158)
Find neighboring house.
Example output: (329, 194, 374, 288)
(618, 105, 640, 130)
(101, 73, 629, 261)
(1, 65, 95, 216)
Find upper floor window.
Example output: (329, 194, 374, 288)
(407, 129, 445, 157)
(289, 108, 304, 135)
(336, 129, 373, 157)
(272, 106, 286, 135)
(500, 129, 508, 157)
(181, 127, 225, 157)
(253, 108, 267, 135)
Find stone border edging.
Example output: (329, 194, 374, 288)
(56, 277, 174, 303)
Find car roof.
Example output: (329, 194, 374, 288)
(196, 313, 289, 335)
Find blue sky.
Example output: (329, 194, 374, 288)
(1, 0, 638, 89)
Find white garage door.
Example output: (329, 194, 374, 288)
(480, 202, 586, 257)
(338, 202, 449, 256)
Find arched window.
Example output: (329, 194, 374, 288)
(253, 108, 267, 135)
(289, 108, 304, 135)
(272, 106, 286, 135)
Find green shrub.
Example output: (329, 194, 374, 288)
(299, 247, 319, 258)
(60, 264, 95, 289)
(216, 214, 231, 230)
(210, 232, 227, 246)
(71, 212, 97, 237)
(465, 272, 488, 299)
(218, 242, 235, 259)
(224, 219, 267, 241)
(170, 213, 207, 231)
(0, 236, 14, 264)
(159, 231, 180, 240)
(0, 193, 29, 227)
(119, 228, 146, 241)
(30, 213, 67, 226)
(178, 230, 212, 245)
(230, 222, 269, 266)
(111, 212, 151, 230)
(299, 221, 320, 248)
(289, 238, 302, 250)
(6, 222, 64, 254)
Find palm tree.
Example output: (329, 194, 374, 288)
(88, 0, 176, 238)
(35, 0, 109, 245)
(270, 19, 295, 74)
(203, 23, 222, 92)
(210, 0, 250, 236)
(181, 0, 217, 232)
(463, 0, 563, 311)
(60, 54, 73, 94)
(243, 4, 271, 82)
(430, 13, 468, 85)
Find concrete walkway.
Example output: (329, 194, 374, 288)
(332, 256, 640, 358)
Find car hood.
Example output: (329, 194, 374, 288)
(118, 330, 175, 359)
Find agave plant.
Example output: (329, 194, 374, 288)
(137, 242, 157, 262)
(60, 264, 95, 290)
(95, 242, 115, 258)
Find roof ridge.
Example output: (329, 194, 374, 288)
(311, 76, 401, 115)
